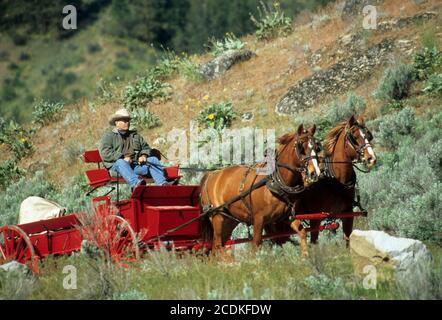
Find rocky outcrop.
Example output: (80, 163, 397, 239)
(200, 49, 256, 81)
(341, 0, 384, 18)
(275, 39, 394, 115)
(350, 230, 431, 279)
(378, 11, 438, 32)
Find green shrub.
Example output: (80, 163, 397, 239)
(423, 74, 442, 97)
(0, 51, 10, 62)
(10, 30, 28, 46)
(377, 107, 415, 149)
(293, 93, 366, 140)
(328, 92, 367, 124)
(427, 137, 442, 182)
(131, 108, 162, 130)
(209, 33, 245, 57)
(0, 160, 24, 191)
(87, 43, 102, 54)
(359, 107, 442, 243)
(19, 52, 30, 61)
(420, 27, 439, 51)
(32, 100, 65, 126)
(413, 47, 442, 80)
(375, 63, 415, 101)
(177, 57, 203, 82)
(197, 102, 237, 131)
(96, 79, 118, 102)
(53, 174, 91, 214)
(0, 119, 33, 160)
(113, 290, 148, 300)
(250, 1, 293, 41)
(304, 274, 347, 299)
(150, 50, 181, 80)
(380, 100, 404, 115)
(123, 75, 170, 110)
(63, 142, 85, 166)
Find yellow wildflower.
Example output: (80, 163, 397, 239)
(207, 114, 215, 120)
(21, 138, 27, 143)
(202, 95, 209, 101)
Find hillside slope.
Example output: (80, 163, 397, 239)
(21, 0, 441, 186)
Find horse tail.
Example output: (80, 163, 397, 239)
(199, 172, 214, 243)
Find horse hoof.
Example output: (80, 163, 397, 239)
(301, 251, 309, 259)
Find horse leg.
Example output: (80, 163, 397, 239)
(210, 214, 225, 257)
(291, 219, 308, 257)
(310, 220, 320, 244)
(252, 215, 264, 250)
(342, 217, 354, 248)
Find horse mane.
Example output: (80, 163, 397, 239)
(278, 133, 295, 145)
(323, 121, 347, 155)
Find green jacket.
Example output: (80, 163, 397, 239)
(99, 128, 152, 169)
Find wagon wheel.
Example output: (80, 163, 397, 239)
(105, 215, 140, 264)
(0, 226, 39, 273)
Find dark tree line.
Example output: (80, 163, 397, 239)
(0, 0, 332, 52)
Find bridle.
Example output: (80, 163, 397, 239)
(344, 124, 374, 163)
(272, 132, 321, 192)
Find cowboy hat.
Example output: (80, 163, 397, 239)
(109, 108, 131, 125)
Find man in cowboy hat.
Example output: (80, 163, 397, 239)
(99, 108, 167, 188)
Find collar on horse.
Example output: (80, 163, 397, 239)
(265, 132, 319, 198)
(323, 156, 357, 189)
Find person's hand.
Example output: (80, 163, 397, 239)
(124, 156, 132, 164)
(138, 155, 147, 164)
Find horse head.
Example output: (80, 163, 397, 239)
(294, 124, 322, 187)
(345, 115, 376, 169)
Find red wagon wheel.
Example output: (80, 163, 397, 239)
(0, 225, 39, 273)
(105, 215, 140, 264)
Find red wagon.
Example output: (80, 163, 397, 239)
(0, 150, 366, 273)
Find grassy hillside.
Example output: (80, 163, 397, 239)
(0, 0, 441, 300)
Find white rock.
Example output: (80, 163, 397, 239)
(350, 230, 431, 278)
(0, 261, 29, 273)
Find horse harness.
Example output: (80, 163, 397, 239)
(201, 133, 318, 227)
(323, 123, 373, 212)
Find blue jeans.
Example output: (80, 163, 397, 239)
(111, 157, 166, 187)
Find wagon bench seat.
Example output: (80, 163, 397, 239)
(81, 150, 181, 195)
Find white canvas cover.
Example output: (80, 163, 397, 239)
(18, 196, 67, 224)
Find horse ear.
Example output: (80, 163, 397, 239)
(308, 124, 316, 136)
(348, 115, 356, 127)
(297, 124, 304, 135)
(357, 115, 365, 125)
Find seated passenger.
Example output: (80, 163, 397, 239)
(99, 108, 168, 188)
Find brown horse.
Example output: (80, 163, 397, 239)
(199, 124, 321, 255)
(265, 115, 376, 255)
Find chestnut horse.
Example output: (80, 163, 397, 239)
(265, 115, 376, 255)
(199, 124, 321, 254)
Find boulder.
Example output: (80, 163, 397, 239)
(350, 230, 431, 279)
(200, 49, 256, 81)
(275, 39, 394, 115)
